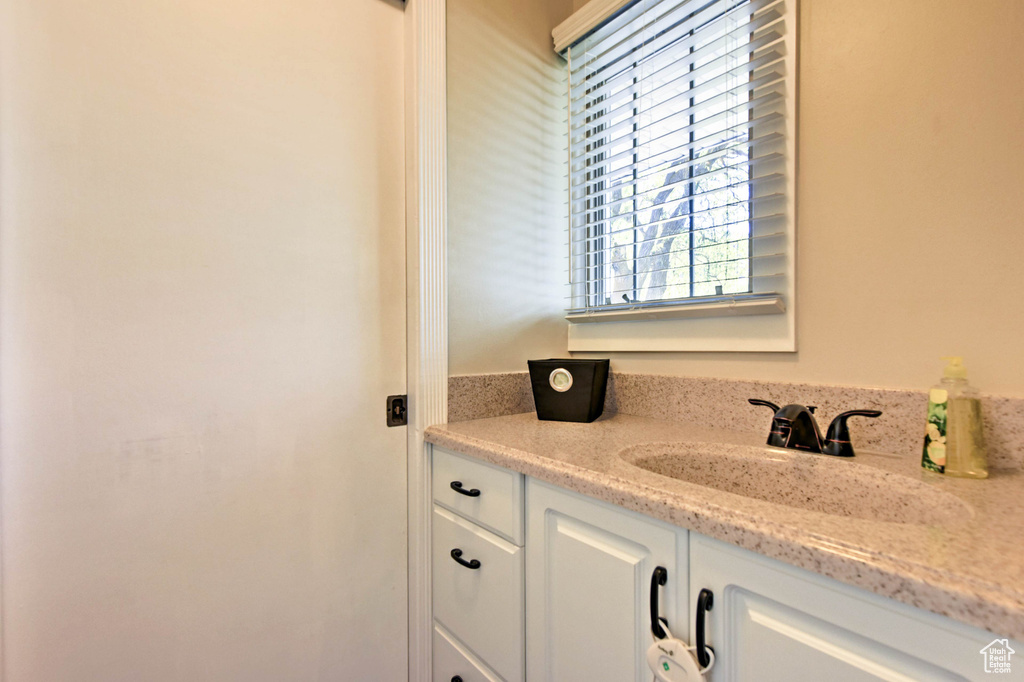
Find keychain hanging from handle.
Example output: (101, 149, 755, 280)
(646, 620, 715, 681)
(646, 567, 715, 681)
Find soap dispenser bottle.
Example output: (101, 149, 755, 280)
(922, 357, 988, 478)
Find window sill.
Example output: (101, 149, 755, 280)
(566, 296, 795, 353)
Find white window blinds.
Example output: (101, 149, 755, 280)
(559, 0, 793, 321)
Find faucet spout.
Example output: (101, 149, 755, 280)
(771, 404, 824, 453)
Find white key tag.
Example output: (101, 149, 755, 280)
(646, 622, 715, 681)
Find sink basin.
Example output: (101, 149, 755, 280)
(619, 442, 971, 525)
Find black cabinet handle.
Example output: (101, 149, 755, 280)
(450, 481, 481, 497)
(650, 566, 668, 639)
(451, 677, 463, 682)
(696, 588, 714, 668)
(450, 548, 481, 570)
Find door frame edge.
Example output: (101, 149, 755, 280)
(405, 0, 447, 680)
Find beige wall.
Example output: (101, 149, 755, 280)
(0, 1, 408, 679)
(447, 0, 575, 374)
(452, 0, 1024, 396)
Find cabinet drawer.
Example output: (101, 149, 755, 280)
(432, 505, 525, 682)
(433, 623, 502, 682)
(432, 446, 524, 545)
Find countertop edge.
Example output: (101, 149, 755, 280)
(424, 424, 1024, 640)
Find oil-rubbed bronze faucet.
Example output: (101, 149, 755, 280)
(748, 399, 881, 457)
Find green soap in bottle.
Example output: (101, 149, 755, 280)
(922, 385, 947, 473)
(922, 357, 988, 478)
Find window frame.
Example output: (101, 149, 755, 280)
(557, 0, 797, 353)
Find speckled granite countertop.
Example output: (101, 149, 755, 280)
(425, 412, 1024, 640)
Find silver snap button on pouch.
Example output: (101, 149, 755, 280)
(549, 368, 573, 392)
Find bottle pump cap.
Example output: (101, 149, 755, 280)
(942, 356, 967, 379)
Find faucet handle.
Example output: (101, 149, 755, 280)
(748, 399, 787, 448)
(748, 398, 780, 413)
(834, 409, 883, 422)
(823, 409, 882, 457)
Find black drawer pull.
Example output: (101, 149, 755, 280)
(450, 548, 481, 570)
(450, 481, 481, 497)
(451, 677, 463, 682)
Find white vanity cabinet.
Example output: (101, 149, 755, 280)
(690, 534, 1012, 682)
(525, 479, 689, 682)
(429, 444, 1021, 682)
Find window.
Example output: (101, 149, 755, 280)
(553, 0, 796, 352)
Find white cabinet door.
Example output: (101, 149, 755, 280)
(690, 534, 1019, 682)
(526, 479, 688, 682)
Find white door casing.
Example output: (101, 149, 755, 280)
(405, 0, 448, 680)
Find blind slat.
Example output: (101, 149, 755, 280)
(570, 89, 783, 164)
(569, 18, 783, 128)
(566, 272, 784, 303)
(569, 110, 783, 183)
(572, 129, 782, 196)
(570, 257, 784, 297)
(572, 62, 782, 163)
(568, 0, 760, 78)
(571, 212, 784, 251)
(572, 154, 781, 220)
(566, 292, 782, 316)
(570, 241, 785, 277)
(571, 177, 783, 236)
(570, 46, 782, 143)
(568, 0, 781, 94)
